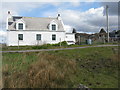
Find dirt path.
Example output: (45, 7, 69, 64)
(1, 45, 118, 53)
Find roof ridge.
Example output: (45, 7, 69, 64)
(13, 16, 57, 19)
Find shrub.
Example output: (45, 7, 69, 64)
(32, 44, 52, 49)
(58, 41, 68, 46)
(51, 43, 60, 47)
(32, 41, 68, 49)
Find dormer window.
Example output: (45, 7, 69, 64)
(49, 20, 58, 31)
(16, 19, 25, 30)
(18, 23, 23, 30)
(52, 24, 56, 30)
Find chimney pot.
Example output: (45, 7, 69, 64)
(58, 14, 60, 17)
(57, 14, 61, 20)
(8, 11, 10, 14)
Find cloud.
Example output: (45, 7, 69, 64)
(0, 30, 6, 37)
(64, 25, 73, 33)
(68, 2, 80, 7)
(60, 7, 104, 32)
(58, 6, 118, 33)
(3, 0, 119, 2)
(100, 2, 118, 16)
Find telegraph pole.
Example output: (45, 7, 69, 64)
(106, 5, 109, 43)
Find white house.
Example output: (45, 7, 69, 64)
(6, 11, 75, 46)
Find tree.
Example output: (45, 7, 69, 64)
(72, 28, 77, 33)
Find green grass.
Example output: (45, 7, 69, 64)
(2, 46, 119, 88)
(2, 42, 118, 51)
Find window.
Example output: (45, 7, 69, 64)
(18, 34, 23, 40)
(52, 24, 56, 30)
(52, 34, 56, 40)
(36, 34, 41, 40)
(18, 23, 23, 30)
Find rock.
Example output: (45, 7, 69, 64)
(81, 65, 85, 68)
(77, 84, 92, 90)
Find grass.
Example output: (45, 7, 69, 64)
(2, 46, 119, 88)
(2, 41, 118, 51)
(2, 41, 68, 51)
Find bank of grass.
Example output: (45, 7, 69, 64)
(2, 41, 118, 51)
(2, 46, 119, 88)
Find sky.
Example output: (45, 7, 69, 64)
(0, 0, 119, 43)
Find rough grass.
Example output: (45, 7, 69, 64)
(2, 46, 119, 88)
(2, 42, 118, 51)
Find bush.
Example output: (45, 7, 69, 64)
(32, 41, 68, 49)
(51, 43, 60, 47)
(32, 44, 52, 49)
(58, 41, 68, 46)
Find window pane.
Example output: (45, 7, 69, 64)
(18, 23, 23, 29)
(52, 25, 56, 30)
(52, 34, 56, 40)
(18, 34, 23, 40)
(36, 34, 41, 40)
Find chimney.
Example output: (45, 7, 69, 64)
(6, 11, 12, 30)
(57, 14, 61, 20)
(7, 11, 12, 19)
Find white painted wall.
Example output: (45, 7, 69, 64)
(7, 31, 66, 46)
(65, 33, 75, 45)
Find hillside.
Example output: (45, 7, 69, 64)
(2, 46, 119, 88)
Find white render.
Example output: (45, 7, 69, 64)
(7, 11, 75, 46)
(65, 33, 75, 45)
(7, 31, 65, 46)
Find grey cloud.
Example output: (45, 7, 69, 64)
(0, 22, 6, 31)
(86, 17, 106, 27)
(100, 2, 118, 16)
(61, 7, 118, 33)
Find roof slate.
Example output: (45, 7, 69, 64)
(8, 16, 64, 31)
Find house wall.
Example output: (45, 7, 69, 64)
(7, 31, 65, 46)
(65, 33, 75, 45)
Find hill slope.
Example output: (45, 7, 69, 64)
(2, 46, 119, 88)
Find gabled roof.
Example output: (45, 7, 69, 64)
(8, 16, 64, 31)
(99, 28, 106, 33)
